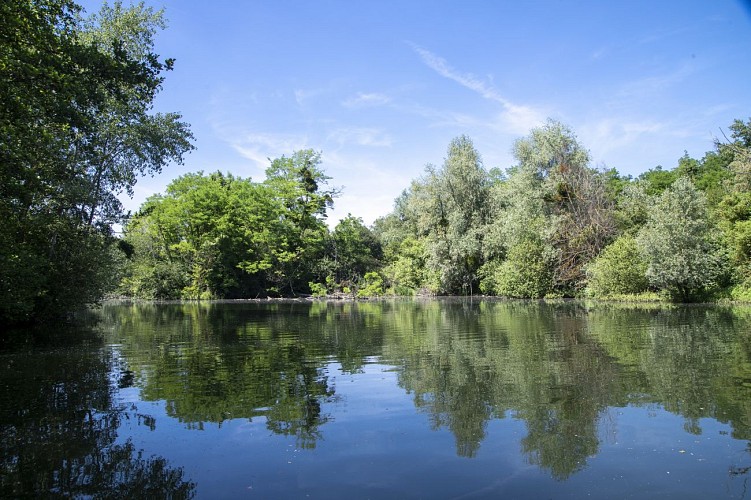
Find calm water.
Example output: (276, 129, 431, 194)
(2, 299, 751, 498)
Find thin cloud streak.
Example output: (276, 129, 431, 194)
(231, 132, 309, 170)
(617, 63, 696, 99)
(342, 92, 392, 108)
(327, 127, 393, 148)
(409, 43, 545, 133)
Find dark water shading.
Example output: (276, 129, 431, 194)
(2, 299, 751, 498)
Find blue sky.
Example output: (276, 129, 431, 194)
(81, 0, 751, 225)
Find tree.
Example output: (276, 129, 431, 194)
(328, 215, 382, 287)
(403, 136, 490, 294)
(719, 118, 751, 192)
(0, 0, 192, 323)
(495, 119, 614, 293)
(434, 135, 490, 294)
(122, 152, 340, 300)
(637, 177, 726, 301)
(74, 1, 194, 228)
(122, 172, 285, 299)
(638, 166, 677, 195)
(262, 149, 339, 295)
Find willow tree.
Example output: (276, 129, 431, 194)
(637, 177, 726, 301)
(490, 120, 615, 295)
(408, 136, 490, 294)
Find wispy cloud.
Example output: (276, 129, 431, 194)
(617, 64, 695, 99)
(231, 132, 309, 170)
(579, 113, 711, 173)
(590, 46, 609, 61)
(409, 43, 545, 134)
(327, 127, 392, 148)
(342, 92, 392, 108)
(294, 88, 325, 107)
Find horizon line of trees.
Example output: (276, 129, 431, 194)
(119, 117, 751, 305)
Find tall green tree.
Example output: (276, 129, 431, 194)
(0, 0, 192, 323)
(74, 1, 194, 228)
(122, 172, 283, 299)
(714, 118, 751, 293)
(491, 120, 614, 294)
(402, 136, 490, 294)
(262, 149, 339, 295)
(328, 215, 382, 286)
(637, 177, 726, 301)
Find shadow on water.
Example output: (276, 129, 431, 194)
(0, 317, 195, 498)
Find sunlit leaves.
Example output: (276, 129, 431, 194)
(636, 177, 727, 301)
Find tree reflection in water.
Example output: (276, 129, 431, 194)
(81, 300, 751, 484)
(0, 324, 195, 498)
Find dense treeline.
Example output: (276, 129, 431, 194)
(4, 2, 751, 325)
(375, 118, 751, 302)
(119, 150, 380, 299)
(1, 0, 193, 324)
(120, 117, 751, 303)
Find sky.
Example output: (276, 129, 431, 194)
(80, 0, 751, 226)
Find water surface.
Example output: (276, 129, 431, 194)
(2, 299, 750, 498)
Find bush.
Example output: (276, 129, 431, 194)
(478, 261, 502, 295)
(309, 281, 328, 297)
(586, 234, 648, 298)
(494, 238, 554, 298)
(729, 278, 751, 302)
(636, 177, 726, 301)
(357, 272, 385, 297)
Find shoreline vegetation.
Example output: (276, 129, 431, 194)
(101, 292, 750, 307)
(112, 123, 751, 310)
(3, 2, 751, 326)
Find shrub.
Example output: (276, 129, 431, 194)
(494, 238, 554, 298)
(586, 234, 648, 297)
(636, 177, 727, 301)
(357, 272, 385, 297)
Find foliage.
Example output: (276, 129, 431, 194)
(110, 115, 751, 304)
(494, 120, 615, 292)
(636, 177, 727, 301)
(586, 234, 648, 297)
(0, 0, 192, 323)
(121, 172, 268, 299)
(357, 272, 385, 297)
(374, 117, 750, 303)
(493, 237, 555, 299)
(404, 136, 490, 294)
(382, 237, 429, 295)
(328, 215, 382, 287)
(261, 150, 339, 295)
(614, 181, 651, 234)
(719, 117, 751, 192)
(121, 151, 341, 299)
(638, 166, 677, 195)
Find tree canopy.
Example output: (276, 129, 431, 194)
(0, 0, 193, 323)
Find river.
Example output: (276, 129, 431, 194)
(2, 299, 750, 498)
